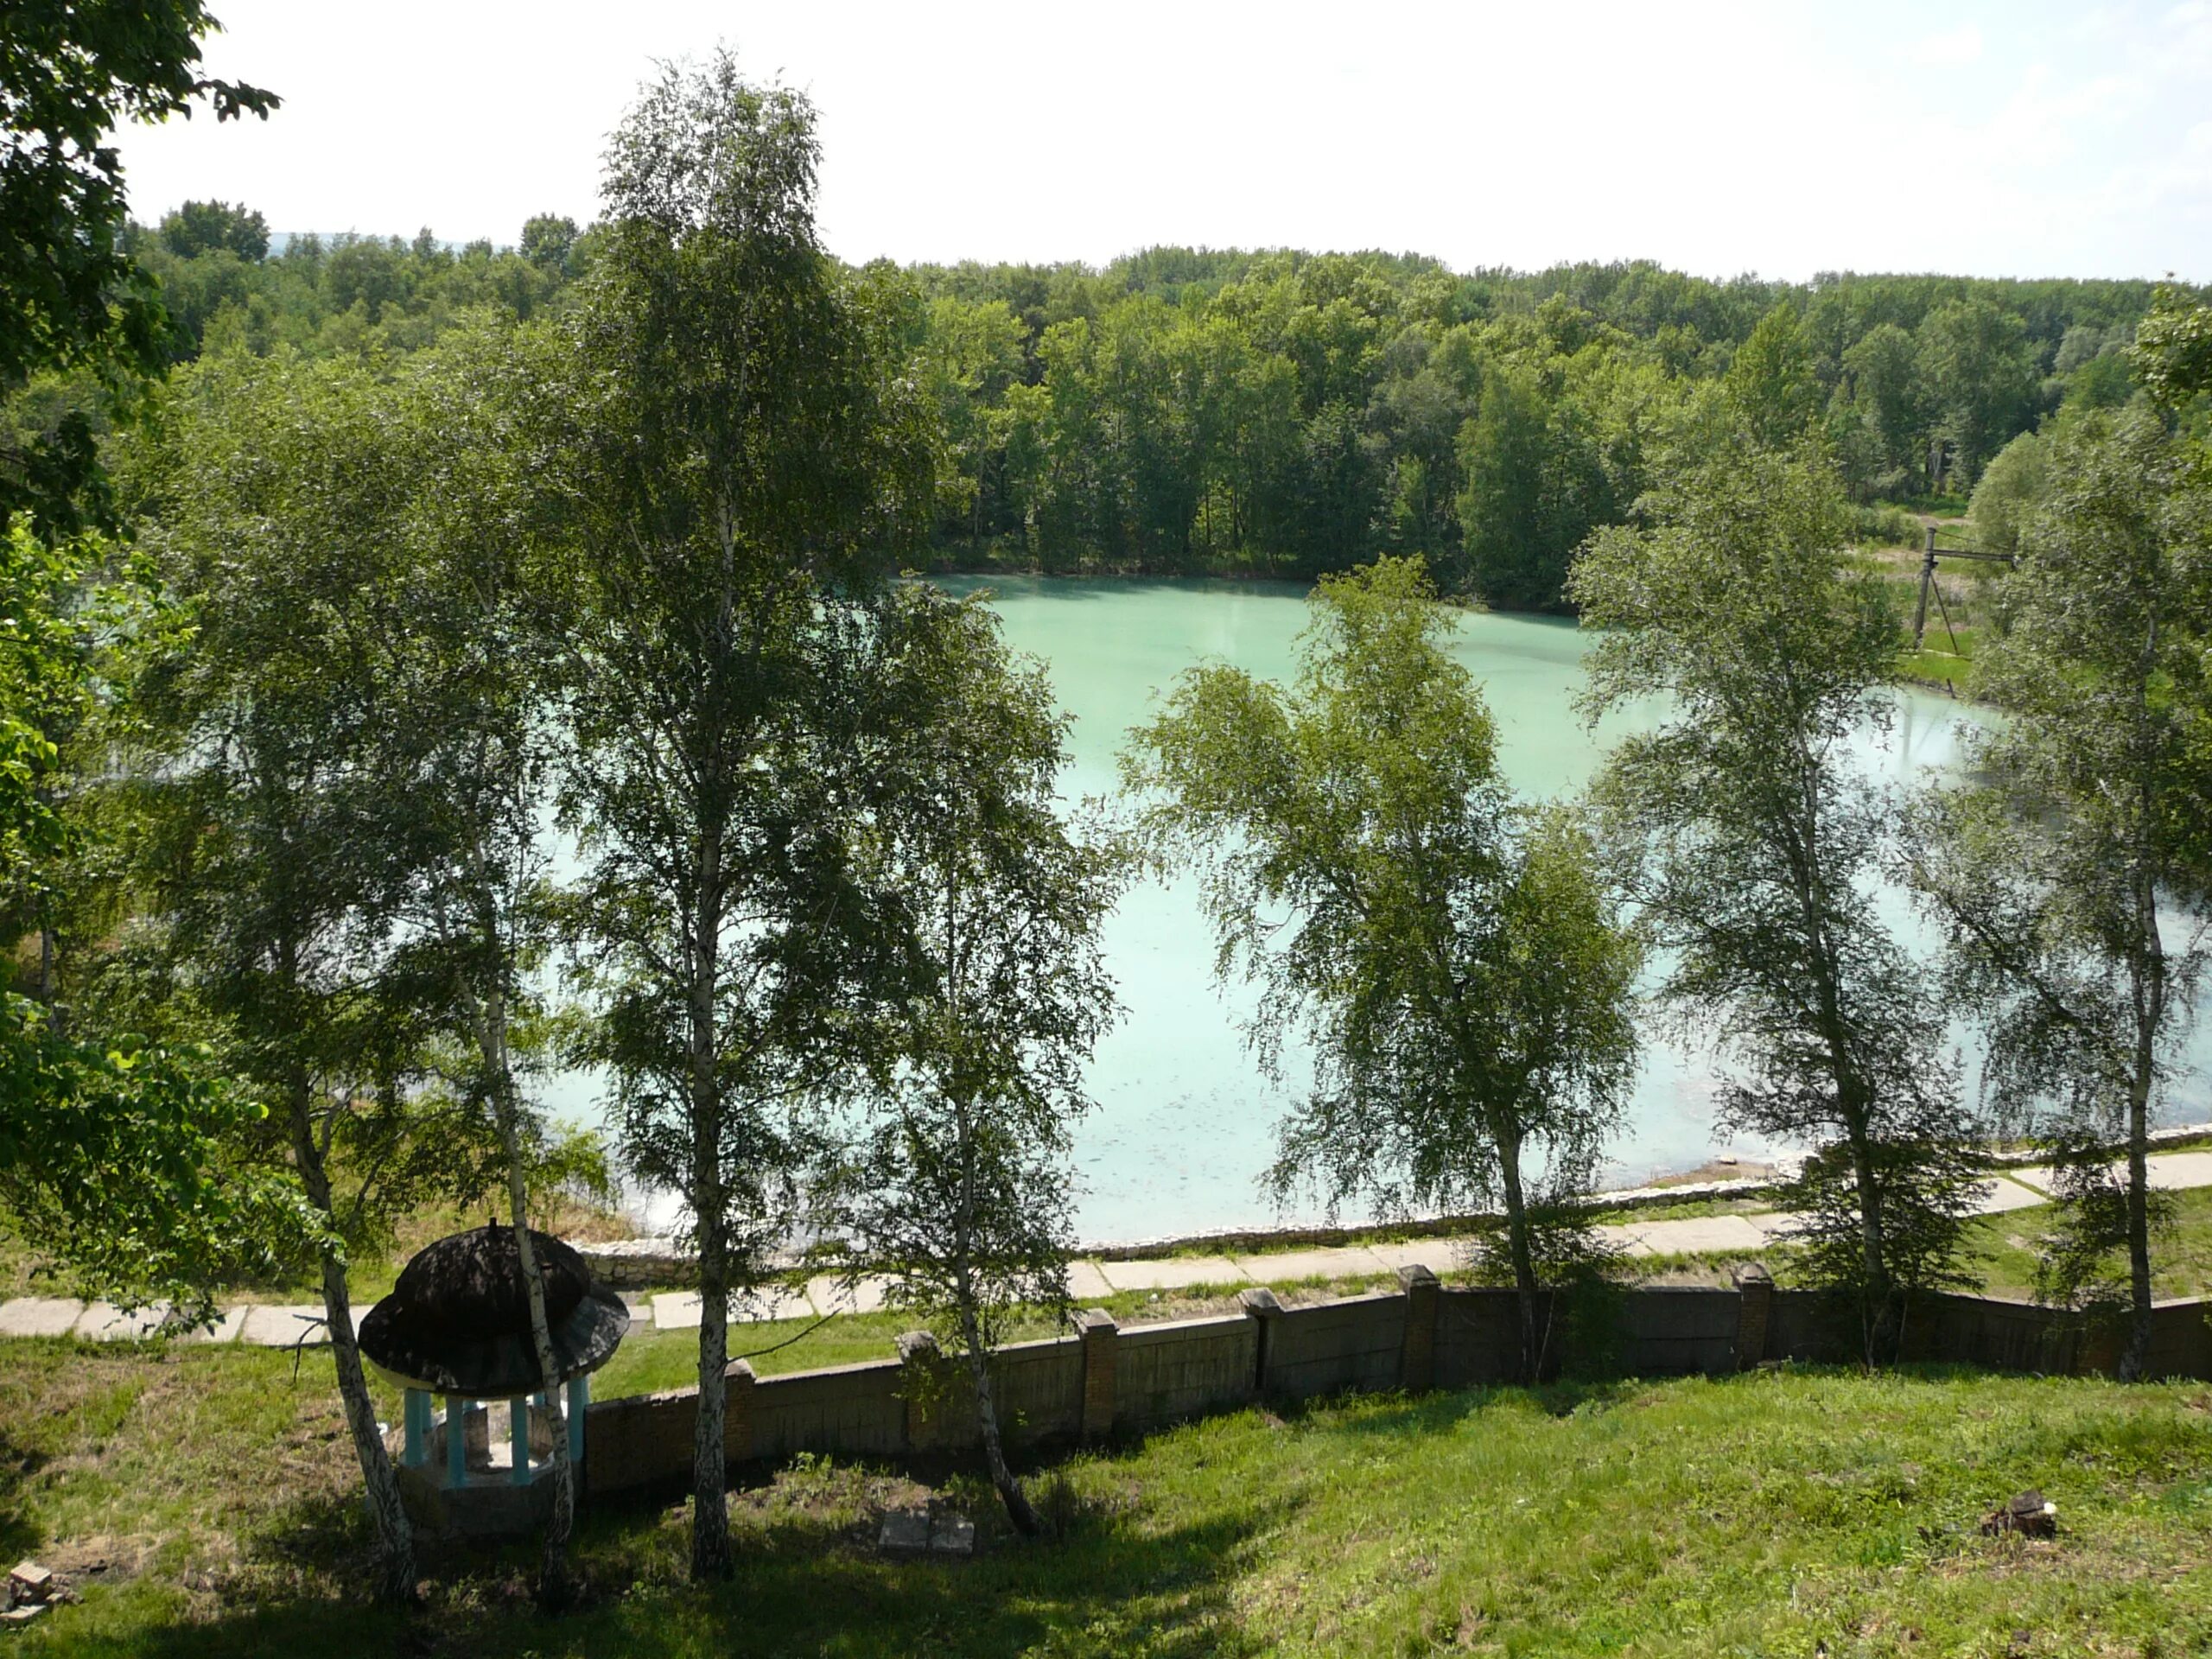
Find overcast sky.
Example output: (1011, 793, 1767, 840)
(116, 0, 2212, 283)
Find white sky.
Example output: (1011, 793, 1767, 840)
(117, 0, 2212, 283)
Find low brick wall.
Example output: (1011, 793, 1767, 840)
(581, 1270, 2212, 1503)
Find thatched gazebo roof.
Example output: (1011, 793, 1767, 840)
(359, 1222, 626, 1397)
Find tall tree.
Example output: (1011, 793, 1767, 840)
(0, 529, 311, 1322)
(1905, 409, 2212, 1379)
(2, 0, 276, 537)
(134, 351, 505, 1602)
(1572, 448, 1981, 1356)
(1916, 298, 2036, 487)
(836, 584, 1122, 1535)
(383, 325, 582, 1603)
(1124, 556, 1641, 1376)
(542, 51, 928, 1580)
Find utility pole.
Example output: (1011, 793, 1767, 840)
(1912, 524, 1937, 650)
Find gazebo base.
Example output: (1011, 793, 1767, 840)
(393, 1461, 562, 1540)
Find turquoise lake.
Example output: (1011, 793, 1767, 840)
(555, 576, 2206, 1245)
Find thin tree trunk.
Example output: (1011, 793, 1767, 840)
(1494, 1129, 1542, 1383)
(2120, 1058, 2156, 1382)
(491, 1049, 573, 1606)
(1845, 1120, 1897, 1364)
(2118, 847, 2165, 1382)
(290, 1073, 415, 1604)
(958, 1291, 1039, 1535)
(688, 823, 731, 1578)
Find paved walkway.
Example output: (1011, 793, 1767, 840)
(0, 1158, 2194, 1346)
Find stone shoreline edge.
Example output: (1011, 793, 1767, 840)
(574, 1122, 2212, 1284)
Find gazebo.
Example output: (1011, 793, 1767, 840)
(359, 1221, 626, 1526)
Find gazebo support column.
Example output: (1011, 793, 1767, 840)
(402, 1388, 429, 1469)
(509, 1395, 532, 1485)
(566, 1373, 589, 1464)
(445, 1395, 469, 1489)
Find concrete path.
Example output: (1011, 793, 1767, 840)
(0, 1163, 2161, 1345)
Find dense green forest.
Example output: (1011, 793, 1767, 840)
(74, 199, 2207, 607)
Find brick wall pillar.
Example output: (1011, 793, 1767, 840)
(1073, 1307, 1118, 1440)
(723, 1357, 756, 1465)
(1238, 1287, 1281, 1399)
(897, 1329, 945, 1452)
(1732, 1263, 1773, 1370)
(1398, 1264, 1440, 1392)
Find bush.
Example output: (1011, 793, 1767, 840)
(1849, 503, 1921, 547)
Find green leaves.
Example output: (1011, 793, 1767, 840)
(1575, 445, 1972, 1323)
(1127, 556, 1639, 1318)
(0, 992, 321, 1322)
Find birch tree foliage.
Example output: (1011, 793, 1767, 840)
(131, 346, 510, 1602)
(1904, 407, 2212, 1379)
(1570, 448, 1984, 1342)
(835, 582, 1122, 1535)
(538, 48, 931, 1580)
(1123, 555, 1639, 1377)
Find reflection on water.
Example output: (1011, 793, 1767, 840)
(541, 576, 2206, 1246)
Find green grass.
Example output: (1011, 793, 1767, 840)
(1883, 493, 1974, 518)
(9, 1337, 2212, 1656)
(1900, 648, 1974, 688)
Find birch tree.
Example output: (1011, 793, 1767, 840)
(836, 584, 1121, 1534)
(1571, 448, 1984, 1357)
(134, 350, 504, 1603)
(542, 51, 928, 1580)
(1906, 408, 2212, 1379)
(1125, 556, 1640, 1377)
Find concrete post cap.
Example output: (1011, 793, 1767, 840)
(1397, 1263, 1440, 1290)
(1237, 1287, 1283, 1316)
(1071, 1307, 1117, 1335)
(895, 1330, 941, 1362)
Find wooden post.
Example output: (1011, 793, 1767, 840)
(444, 1395, 468, 1488)
(1398, 1264, 1440, 1393)
(1913, 524, 1937, 649)
(402, 1388, 429, 1469)
(897, 1330, 944, 1452)
(1073, 1308, 1118, 1440)
(722, 1358, 756, 1466)
(1238, 1287, 1281, 1399)
(567, 1373, 589, 1465)
(509, 1395, 532, 1486)
(1732, 1263, 1774, 1370)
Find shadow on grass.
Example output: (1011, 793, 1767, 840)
(104, 1473, 1282, 1659)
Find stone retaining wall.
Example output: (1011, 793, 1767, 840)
(580, 1266, 2212, 1503)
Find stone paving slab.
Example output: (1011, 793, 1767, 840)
(181, 1306, 248, 1344)
(0, 1298, 85, 1338)
(1367, 1239, 1462, 1274)
(1974, 1176, 2051, 1213)
(1996, 1151, 2212, 1199)
(1095, 1255, 1248, 1293)
(73, 1301, 171, 1341)
(1229, 1246, 1392, 1285)
(652, 1293, 702, 1331)
(653, 1287, 810, 1331)
(1066, 1261, 1116, 1303)
(238, 1304, 328, 1348)
(1616, 1215, 1770, 1258)
(805, 1274, 894, 1316)
(2147, 1151, 2212, 1190)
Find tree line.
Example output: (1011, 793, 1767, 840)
(20, 190, 2206, 614)
(7, 9, 2212, 1623)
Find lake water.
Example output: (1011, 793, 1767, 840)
(556, 576, 2208, 1246)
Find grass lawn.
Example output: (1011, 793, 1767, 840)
(1900, 648, 1973, 689)
(5, 1337, 2212, 1656)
